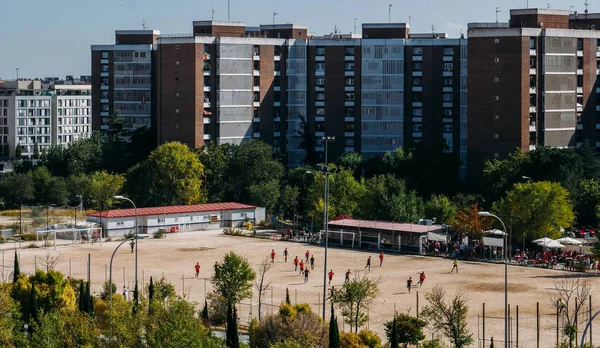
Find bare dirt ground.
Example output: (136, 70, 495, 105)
(1, 230, 599, 347)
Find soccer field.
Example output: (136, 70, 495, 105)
(1, 230, 600, 347)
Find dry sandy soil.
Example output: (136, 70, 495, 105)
(1, 229, 599, 347)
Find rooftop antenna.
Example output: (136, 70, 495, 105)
(388, 4, 393, 23)
(547, 3, 552, 9)
(273, 12, 278, 25)
(142, 19, 147, 30)
(585, 0, 590, 14)
(16, 68, 19, 80)
(570, 5, 575, 13)
(354, 18, 358, 34)
(431, 24, 436, 36)
(409, 16, 412, 27)
(212, 7, 215, 20)
(228, 0, 231, 21)
(496, 7, 502, 23)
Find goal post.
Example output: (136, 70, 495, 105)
(35, 227, 103, 249)
(321, 229, 355, 249)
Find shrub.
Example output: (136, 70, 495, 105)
(0, 236, 5, 244)
(422, 338, 442, 348)
(340, 330, 382, 348)
(153, 229, 166, 239)
(223, 227, 243, 236)
(21, 233, 36, 241)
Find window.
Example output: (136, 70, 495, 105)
(274, 46, 280, 56)
(530, 57, 536, 68)
(529, 95, 536, 106)
(529, 38, 536, 49)
(413, 77, 423, 85)
(101, 65, 109, 72)
(253, 61, 260, 71)
(577, 57, 583, 69)
(274, 76, 280, 86)
(443, 47, 454, 55)
(316, 93, 325, 101)
(345, 123, 354, 131)
(413, 62, 423, 71)
(413, 109, 423, 116)
(101, 91, 109, 99)
(443, 63, 453, 72)
(274, 61, 280, 71)
(443, 125, 453, 132)
(413, 47, 423, 55)
(101, 78, 109, 86)
(101, 51, 109, 59)
(344, 47, 355, 55)
(345, 93, 355, 101)
(204, 44, 210, 54)
(315, 62, 325, 71)
(443, 109, 453, 116)
(443, 78, 453, 86)
(254, 76, 260, 86)
(344, 62, 355, 71)
(345, 78, 354, 86)
(101, 105, 109, 111)
(578, 39, 583, 50)
(315, 47, 325, 56)
(253, 45, 260, 55)
(413, 93, 423, 102)
(253, 92, 260, 102)
(413, 124, 422, 131)
(316, 108, 325, 115)
(315, 122, 324, 131)
(274, 123, 280, 131)
(493, 133, 500, 139)
(345, 138, 355, 147)
(345, 107, 354, 116)
(316, 78, 325, 86)
(443, 94, 453, 102)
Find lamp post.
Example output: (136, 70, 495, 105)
(109, 237, 134, 331)
(114, 196, 138, 298)
(479, 211, 509, 348)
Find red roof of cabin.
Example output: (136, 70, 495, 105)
(328, 219, 441, 234)
(87, 202, 257, 219)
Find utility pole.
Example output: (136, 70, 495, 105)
(15, 68, 19, 80)
(388, 4, 393, 23)
(354, 18, 358, 34)
(496, 7, 502, 23)
(211, 7, 215, 20)
(273, 12, 279, 25)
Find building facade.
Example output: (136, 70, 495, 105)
(0, 80, 92, 157)
(467, 8, 600, 182)
(91, 30, 159, 133)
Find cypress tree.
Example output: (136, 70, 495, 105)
(329, 302, 340, 348)
(85, 281, 93, 314)
(226, 299, 239, 348)
(390, 313, 399, 348)
(285, 288, 291, 305)
(148, 276, 154, 302)
(78, 280, 85, 312)
(132, 282, 139, 314)
(13, 251, 20, 283)
(30, 283, 38, 323)
(202, 298, 209, 319)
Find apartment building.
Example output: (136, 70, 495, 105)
(90, 30, 159, 133)
(0, 80, 92, 157)
(467, 8, 600, 182)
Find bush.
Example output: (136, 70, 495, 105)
(422, 338, 442, 348)
(30, 206, 42, 218)
(21, 233, 36, 241)
(0, 236, 5, 244)
(340, 330, 382, 348)
(223, 227, 243, 236)
(573, 260, 589, 272)
(153, 229, 166, 239)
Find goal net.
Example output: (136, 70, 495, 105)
(321, 229, 356, 249)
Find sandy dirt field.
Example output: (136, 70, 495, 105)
(1, 230, 599, 347)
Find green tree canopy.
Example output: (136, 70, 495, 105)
(574, 179, 600, 225)
(424, 194, 457, 225)
(12, 270, 77, 320)
(126, 142, 206, 207)
(421, 286, 473, 348)
(356, 174, 423, 223)
(384, 313, 426, 348)
(491, 181, 575, 243)
(212, 252, 256, 304)
(331, 273, 380, 333)
(0, 172, 35, 208)
(31, 166, 67, 205)
(85, 170, 125, 211)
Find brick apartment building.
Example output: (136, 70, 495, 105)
(467, 8, 600, 182)
(92, 21, 466, 176)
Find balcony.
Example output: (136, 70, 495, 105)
(204, 86, 211, 92)
(101, 85, 109, 90)
(577, 50, 584, 57)
(344, 132, 355, 137)
(530, 125, 537, 132)
(413, 71, 423, 77)
(203, 134, 211, 140)
(203, 54, 211, 61)
(274, 101, 281, 107)
(530, 68, 536, 75)
(274, 116, 281, 122)
(530, 87, 536, 94)
(253, 70, 260, 76)
(315, 69, 325, 76)
(529, 145, 536, 151)
(443, 118, 453, 123)
(316, 101, 325, 107)
(315, 131, 325, 137)
(412, 102, 423, 107)
(101, 112, 109, 117)
(530, 49, 537, 56)
(413, 55, 423, 61)
(316, 86, 325, 92)
(101, 72, 109, 77)
(274, 55, 281, 61)
(204, 102, 211, 108)
(101, 99, 109, 103)
(443, 87, 453, 93)
(316, 116, 325, 122)
(412, 132, 423, 138)
(204, 70, 211, 76)
(413, 117, 423, 123)
(345, 147, 355, 152)
(274, 71, 281, 76)
(577, 69, 584, 75)
(596, 141, 600, 148)
(253, 117, 260, 123)
(344, 116, 354, 122)
(316, 56, 325, 61)
(274, 86, 281, 92)
(345, 55, 354, 61)
(253, 86, 260, 92)
(529, 106, 536, 113)
(253, 132, 260, 138)
(253, 101, 260, 107)
(316, 146, 325, 152)
(345, 71, 355, 76)
(443, 56, 453, 61)
(204, 117, 211, 124)
(274, 131, 281, 137)
(443, 102, 453, 108)
(443, 71, 453, 77)
(253, 55, 260, 60)
(345, 101, 355, 106)
(577, 124, 584, 130)
(577, 87, 583, 94)
(412, 86, 423, 92)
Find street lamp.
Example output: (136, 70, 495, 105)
(479, 211, 509, 348)
(114, 195, 138, 300)
(321, 136, 334, 319)
(109, 237, 134, 332)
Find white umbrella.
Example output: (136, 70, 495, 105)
(556, 237, 583, 245)
(538, 240, 565, 248)
(532, 237, 555, 245)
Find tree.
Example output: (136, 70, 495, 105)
(251, 303, 329, 348)
(226, 299, 239, 348)
(198, 142, 236, 202)
(492, 181, 575, 244)
(212, 252, 256, 304)
(339, 330, 382, 348)
(280, 185, 300, 219)
(455, 203, 491, 240)
(424, 194, 457, 225)
(12, 270, 77, 320)
(384, 313, 426, 348)
(254, 257, 273, 321)
(574, 179, 600, 225)
(66, 173, 90, 201)
(33, 141, 40, 159)
(356, 174, 423, 223)
(38, 252, 61, 272)
(0, 284, 26, 346)
(78, 280, 85, 313)
(85, 170, 125, 211)
(31, 166, 68, 205)
(331, 272, 380, 333)
(29, 283, 39, 323)
(148, 276, 154, 302)
(329, 302, 340, 348)
(30, 309, 99, 347)
(0, 173, 35, 208)
(285, 288, 291, 305)
(202, 299, 209, 320)
(126, 142, 206, 207)
(43, 133, 103, 177)
(548, 279, 591, 348)
(420, 285, 473, 348)
(248, 179, 281, 213)
(15, 144, 22, 159)
(13, 251, 20, 284)
(337, 152, 363, 178)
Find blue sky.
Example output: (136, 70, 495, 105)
(0, 0, 586, 78)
